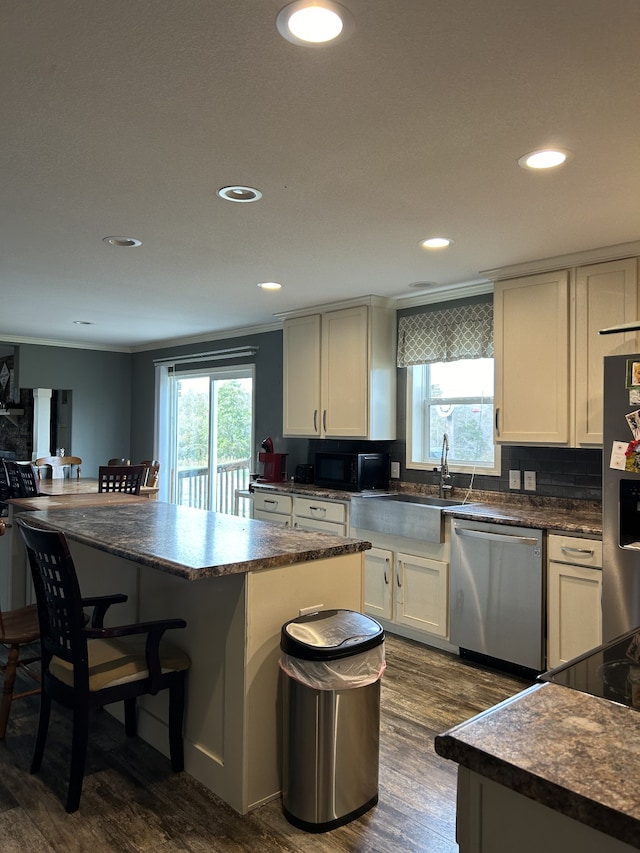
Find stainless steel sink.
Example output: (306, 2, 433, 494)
(350, 493, 473, 543)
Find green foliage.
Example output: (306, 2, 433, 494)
(216, 380, 252, 462)
(177, 378, 251, 468)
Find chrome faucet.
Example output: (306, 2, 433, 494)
(439, 433, 452, 498)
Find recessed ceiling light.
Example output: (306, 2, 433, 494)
(408, 281, 438, 289)
(217, 186, 262, 203)
(257, 281, 282, 290)
(518, 148, 572, 170)
(276, 1, 354, 46)
(73, 320, 94, 325)
(420, 237, 453, 249)
(102, 236, 142, 247)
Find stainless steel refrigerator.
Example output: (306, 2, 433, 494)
(603, 353, 640, 641)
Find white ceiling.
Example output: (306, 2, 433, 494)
(2, 1, 640, 351)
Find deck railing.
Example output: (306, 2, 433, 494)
(176, 458, 251, 516)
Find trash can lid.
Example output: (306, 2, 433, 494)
(280, 609, 384, 661)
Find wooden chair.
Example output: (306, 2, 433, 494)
(16, 518, 190, 813)
(140, 460, 160, 488)
(35, 455, 82, 480)
(98, 465, 145, 495)
(4, 460, 40, 497)
(0, 521, 41, 739)
(107, 458, 130, 466)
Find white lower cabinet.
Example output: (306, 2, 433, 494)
(394, 552, 448, 638)
(364, 547, 393, 621)
(252, 490, 349, 535)
(252, 492, 293, 527)
(357, 527, 451, 647)
(547, 534, 602, 669)
(292, 495, 348, 536)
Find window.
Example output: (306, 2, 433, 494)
(407, 358, 499, 474)
(156, 364, 254, 514)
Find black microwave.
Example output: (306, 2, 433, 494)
(314, 451, 390, 492)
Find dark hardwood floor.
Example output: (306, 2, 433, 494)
(0, 634, 528, 852)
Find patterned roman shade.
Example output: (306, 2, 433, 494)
(397, 301, 493, 367)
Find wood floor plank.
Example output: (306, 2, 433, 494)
(0, 632, 527, 852)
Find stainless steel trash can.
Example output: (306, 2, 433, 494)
(279, 609, 385, 833)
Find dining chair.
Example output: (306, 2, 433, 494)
(139, 460, 160, 488)
(16, 518, 191, 813)
(0, 524, 41, 739)
(98, 465, 145, 495)
(4, 460, 40, 497)
(35, 455, 82, 480)
(107, 458, 130, 466)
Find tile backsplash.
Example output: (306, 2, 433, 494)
(394, 444, 602, 503)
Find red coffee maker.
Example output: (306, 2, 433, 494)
(257, 437, 287, 483)
(258, 452, 288, 483)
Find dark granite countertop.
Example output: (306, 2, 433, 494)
(251, 482, 603, 537)
(442, 501, 602, 537)
(17, 502, 371, 580)
(435, 682, 640, 847)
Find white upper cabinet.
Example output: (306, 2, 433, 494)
(494, 270, 570, 444)
(282, 314, 321, 437)
(282, 299, 396, 440)
(574, 258, 639, 445)
(494, 256, 639, 447)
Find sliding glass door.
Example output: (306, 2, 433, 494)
(158, 365, 254, 515)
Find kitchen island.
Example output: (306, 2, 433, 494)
(16, 502, 370, 814)
(435, 682, 639, 851)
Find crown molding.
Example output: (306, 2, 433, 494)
(393, 280, 492, 310)
(0, 334, 131, 353)
(130, 321, 283, 353)
(274, 294, 393, 321)
(480, 241, 640, 282)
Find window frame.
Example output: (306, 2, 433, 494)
(405, 360, 501, 477)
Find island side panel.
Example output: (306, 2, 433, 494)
(245, 551, 365, 811)
(135, 566, 247, 813)
(457, 768, 636, 853)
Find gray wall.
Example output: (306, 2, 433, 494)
(5, 323, 603, 502)
(17, 343, 131, 477)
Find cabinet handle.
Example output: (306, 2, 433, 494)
(323, 410, 327, 432)
(396, 560, 402, 588)
(310, 506, 327, 517)
(383, 557, 390, 585)
(561, 546, 595, 557)
(495, 407, 500, 437)
(313, 409, 318, 433)
(455, 527, 539, 546)
(264, 499, 278, 507)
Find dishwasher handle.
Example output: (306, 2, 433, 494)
(455, 527, 539, 546)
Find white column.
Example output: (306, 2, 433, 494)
(32, 388, 52, 460)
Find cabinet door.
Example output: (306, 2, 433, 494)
(283, 314, 321, 436)
(394, 552, 448, 638)
(575, 258, 639, 446)
(253, 509, 291, 527)
(547, 561, 602, 668)
(321, 306, 369, 437)
(294, 517, 346, 535)
(292, 496, 346, 525)
(494, 272, 570, 444)
(364, 546, 393, 621)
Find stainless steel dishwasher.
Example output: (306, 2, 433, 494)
(449, 518, 544, 672)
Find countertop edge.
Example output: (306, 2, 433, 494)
(434, 683, 640, 847)
(16, 508, 371, 580)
